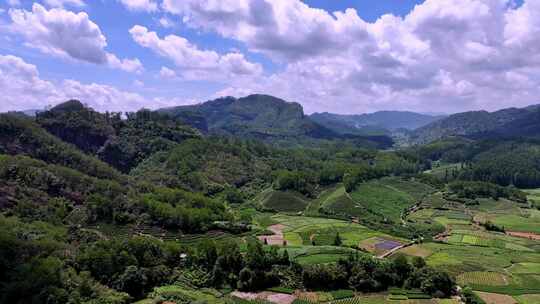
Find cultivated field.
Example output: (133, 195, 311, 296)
(457, 271, 508, 286)
(476, 291, 517, 304)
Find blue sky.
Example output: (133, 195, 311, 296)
(0, 0, 537, 114)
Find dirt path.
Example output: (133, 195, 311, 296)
(476, 291, 517, 304)
(231, 291, 296, 304)
(506, 231, 540, 240)
(258, 224, 286, 245)
(434, 226, 452, 242)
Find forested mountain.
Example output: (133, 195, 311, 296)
(31, 100, 201, 173)
(310, 111, 444, 135)
(159, 94, 393, 148)
(412, 105, 540, 144)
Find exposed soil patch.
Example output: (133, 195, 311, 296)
(476, 291, 517, 304)
(506, 231, 540, 240)
(258, 224, 286, 245)
(231, 291, 296, 304)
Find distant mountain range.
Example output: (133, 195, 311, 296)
(309, 111, 444, 136)
(161, 96, 540, 146)
(12, 95, 540, 147)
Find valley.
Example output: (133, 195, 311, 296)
(1, 98, 540, 304)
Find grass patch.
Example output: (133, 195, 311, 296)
(490, 210, 540, 234)
(329, 290, 355, 300)
(514, 294, 540, 304)
(262, 190, 309, 213)
(510, 263, 540, 274)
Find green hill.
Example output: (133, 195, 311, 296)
(33, 100, 201, 172)
(159, 94, 393, 148)
(412, 105, 540, 144)
(0, 113, 123, 181)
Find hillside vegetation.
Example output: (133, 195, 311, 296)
(1, 96, 540, 303)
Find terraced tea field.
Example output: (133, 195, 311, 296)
(327, 295, 458, 304)
(293, 249, 357, 265)
(457, 271, 508, 286)
(260, 190, 310, 212)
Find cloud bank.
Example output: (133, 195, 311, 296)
(163, 0, 540, 114)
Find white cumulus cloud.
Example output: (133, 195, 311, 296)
(0, 54, 173, 113)
(159, 66, 178, 79)
(168, 0, 540, 113)
(8, 3, 143, 73)
(129, 25, 262, 80)
(118, 0, 158, 13)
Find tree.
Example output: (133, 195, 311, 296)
(281, 250, 290, 265)
(113, 266, 148, 299)
(417, 268, 455, 298)
(391, 254, 412, 285)
(462, 287, 485, 304)
(412, 256, 427, 269)
(245, 238, 266, 270)
(224, 187, 244, 204)
(348, 266, 379, 292)
(237, 267, 256, 291)
(333, 232, 343, 246)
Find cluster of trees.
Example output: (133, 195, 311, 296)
(0, 215, 131, 303)
(273, 170, 318, 197)
(0, 154, 126, 224)
(159, 137, 270, 193)
(343, 153, 423, 193)
(0, 153, 233, 233)
(140, 187, 231, 232)
(462, 141, 540, 188)
(407, 138, 540, 189)
(480, 221, 505, 233)
(98, 109, 200, 173)
(302, 255, 455, 298)
(343, 165, 387, 192)
(448, 181, 527, 203)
